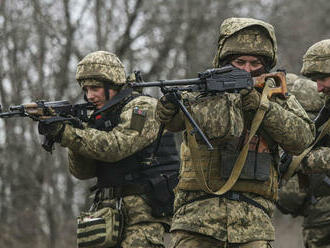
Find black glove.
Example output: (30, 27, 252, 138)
(38, 120, 65, 143)
(156, 93, 179, 124)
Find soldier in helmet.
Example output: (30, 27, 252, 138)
(156, 17, 315, 247)
(38, 51, 180, 248)
(287, 39, 330, 248)
(276, 74, 325, 242)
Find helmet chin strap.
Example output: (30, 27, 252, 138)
(103, 83, 110, 100)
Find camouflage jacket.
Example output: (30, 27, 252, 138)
(60, 95, 162, 225)
(163, 86, 314, 242)
(60, 95, 160, 179)
(278, 76, 330, 226)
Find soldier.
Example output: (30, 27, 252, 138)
(38, 51, 180, 248)
(276, 75, 324, 240)
(297, 39, 330, 248)
(156, 17, 315, 248)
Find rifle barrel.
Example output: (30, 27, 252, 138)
(130, 78, 202, 87)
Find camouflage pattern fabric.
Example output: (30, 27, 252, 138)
(262, 94, 314, 153)
(303, 210, 330, 248)
(100, 195, 169, 248)
(277, 174, 307, 215)
(61, 95, 160, 171)
(169, 230, 271, 248)
(156, 17, 314, 246)
(302, 146, 330, 175)
(60, 94, 168, 247)
(170, 190, 275, 243)
(301, 39, 330, 77)
(157, 72, 314, 244)
(290, 77, 325, 119)
(76, 51, 127, 85)
(286, 73, 299, 91)
(213, 17, 277, 69)
(277, 75, 330, 247)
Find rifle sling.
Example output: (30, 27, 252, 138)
(282, 118, 330, 183)
(92, 88, 133, 116)
(188, 80, 272, 196)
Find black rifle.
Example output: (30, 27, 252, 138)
(0, 100, 95, 152)
(130, 66, 255, 150)
(130, 65, 288, 150)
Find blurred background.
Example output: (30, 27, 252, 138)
(1, 0, 329, 247)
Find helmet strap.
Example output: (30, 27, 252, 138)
(103, 83, 111, 100)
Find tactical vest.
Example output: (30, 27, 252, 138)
(177, 106, 279, 201)
(88, 93, 180, 188)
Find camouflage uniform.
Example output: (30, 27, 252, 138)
(299, 40, 330, 248)
(59, 51, 179, 248)
(156, 18, 315, 248)
(277, 74, 325, 216)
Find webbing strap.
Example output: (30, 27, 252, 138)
(282, 118, 330, 182)
(189, 80, 272, 196)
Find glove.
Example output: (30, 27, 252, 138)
(156, 94, 179, 124)
(240, 88, 261, 112)
(38, 120, 65, 142)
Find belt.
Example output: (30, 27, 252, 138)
(183, 191, 270, 217)
(95, 183, 151, 200)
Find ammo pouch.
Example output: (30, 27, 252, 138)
(221, 150, 271, 182)
(77, 207, 124, 248)
(146, 172, 179, 218)
(188, 92, 244, 143)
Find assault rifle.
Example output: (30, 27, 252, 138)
(130, 65, 288, 150)
(0, 100, 95, 152)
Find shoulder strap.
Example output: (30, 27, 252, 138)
(92, 88, 133, 117)
(189, 80, 272, 195)
(282, 118, 330, 182)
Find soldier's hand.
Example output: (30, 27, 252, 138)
(240, 88, 261, 112)
(38, 121, 65, 142)
(156, 94, 179, 124)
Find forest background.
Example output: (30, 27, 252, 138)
(1, 0, 330, 247)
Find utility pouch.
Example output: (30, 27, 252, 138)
(147, 172, 179, 218)
(77, 207, 124, 248)
(188, 93, 244, 143)
(221, 150, 271, 181)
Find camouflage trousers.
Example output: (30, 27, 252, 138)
(168, 230, 272, 248)
(303, 224, 330, 248)
(119, 222, 165, 248)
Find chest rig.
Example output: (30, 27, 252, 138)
(88, 90, 180, 190)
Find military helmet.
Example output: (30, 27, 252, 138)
(213, 17, 277, 69)
(301, 39, 330, 78)
(76, 51, 126, 87)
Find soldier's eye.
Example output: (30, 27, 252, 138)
(250, 60, 262, 67)
(233, 59, 246, 66)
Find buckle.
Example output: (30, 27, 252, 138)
(227, 191, 240, 201)
(102, 188, 114, 200)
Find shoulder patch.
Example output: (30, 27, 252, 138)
(130, 106, 147, 133)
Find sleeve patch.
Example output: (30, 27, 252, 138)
(130, 106, 147, 133)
